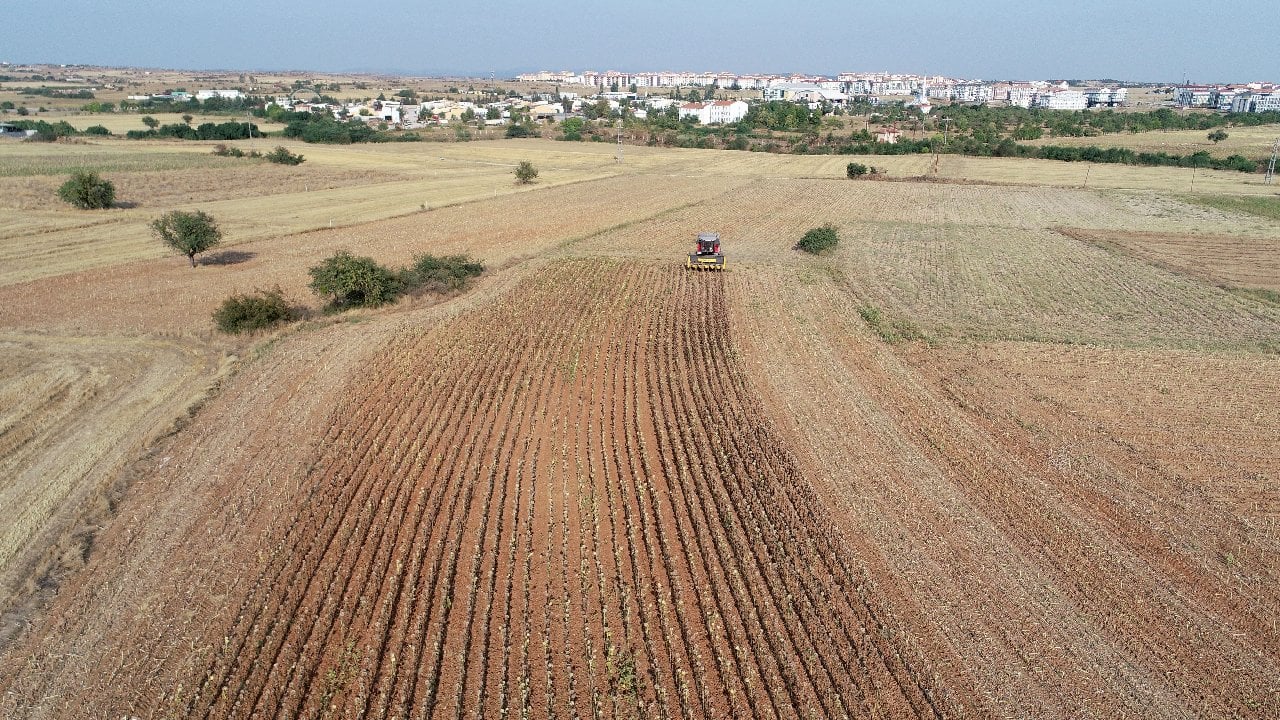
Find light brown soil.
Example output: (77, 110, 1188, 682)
(1059, 226, 1280, 292)
(730, 266, 1280, 718)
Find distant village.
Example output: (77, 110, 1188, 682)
(519, 69, 1280, 113)
(264, 69, 1280, 132)
(3, 63, 1278, 144)
(254, 69, 1279, 138)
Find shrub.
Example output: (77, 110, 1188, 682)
(795, 224, 839, 254)
(57, 171, 115, 209)
(212, 143, 245, 157)
(846, 162, 870, 178)
(265, 145, 305, 165)
(83, 125, 111, 136)
(514, 160, 538, 184)
(213, 287, 294, 334)
(403, 253, 484, 292)
(151, 210, 222, 266)
(308, 250, 402, 309)
(505, 124, 532, 138)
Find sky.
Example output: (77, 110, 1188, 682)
(4, 0, 1278, 82)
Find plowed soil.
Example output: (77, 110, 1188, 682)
(2, 139, 1277, 720)
(0, 262, 954, 719)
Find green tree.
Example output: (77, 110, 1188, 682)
(57, 170, 116, 209)
(561, 117, 584, 141)
(142, 115, 159, 129)
(307, 250, 401, 308)
(1207, 128, 1229, 144)
(151, 210, 222, 267)
(846, 162, 870, 178)
(514, 160, 538, 184)
(182, 114, 193, 125)
(795, 224, 839, 254)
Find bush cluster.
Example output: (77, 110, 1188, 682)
(306, 250, 486, 311)
(57, 171, 115, 209)
(265, 146, 305, 165)
(212, 143, 260, 158)
(126, 121, 258, 141)
(404, 253, 485, 292)
(213, 288, 294, 334)
(795, 224, 839, 254)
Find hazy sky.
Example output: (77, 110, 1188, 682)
(4, 0, 1277, 82)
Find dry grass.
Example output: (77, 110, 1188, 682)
(0, 331, 219, 614)
(565, 175, 1280, 351)
(1025, 123, 1280, 160)
(1059, 227, 1280, 293)
(0, 139, 626, 286)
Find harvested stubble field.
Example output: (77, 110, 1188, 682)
(1, 134, 1279, 719)
(1024, 123, 1280, 160)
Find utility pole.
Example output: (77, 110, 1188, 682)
(1266, 138, 1278, 185)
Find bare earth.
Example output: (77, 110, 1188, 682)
(0, 136, 1278, 719)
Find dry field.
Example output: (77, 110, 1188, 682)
(0, 132, 1278, 719)
(1026, 123, 1280, 160)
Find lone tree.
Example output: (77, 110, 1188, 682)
(1207, 128, 1229, 144)
(151, 210, 222, 267)
(142, 115, 159, 130)
(514, 160, 538, 184)
(57, 170, 115, 209)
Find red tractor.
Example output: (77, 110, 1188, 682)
(686, 232, 725, 270)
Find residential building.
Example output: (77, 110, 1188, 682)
(876, 126, 901, 144)
(196, 89, 245, 101)
(1083, 87, 1127, 107)
(1036, 89, 1087, 110)
(0, 123, 35, 139)
(677, 100, 748, 124)
(1175, 85, 1215, 107)
(1232, 91, 1280, 113)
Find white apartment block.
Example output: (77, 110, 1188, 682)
(1175, 86, 1215, 107)
(1083, 87, 1127, 107)
(677, 100, 748, 124)
(196, 89, 245, 101)
(1231, 92, 1280, 113)
(1036, 89, 1087, 110)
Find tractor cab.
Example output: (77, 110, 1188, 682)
(687, 232, 725, 270)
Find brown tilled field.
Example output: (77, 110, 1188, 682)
(0, 135, 1278, 719)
